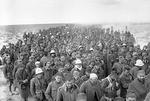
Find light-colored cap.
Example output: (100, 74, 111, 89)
(35, 61, 40, 65)
(35, 68, 43, 74)
(135, 59, 144, 66)
(75, 59, 82, 64)
(50, 50, 55, 54)
(90, 73, 98, 79)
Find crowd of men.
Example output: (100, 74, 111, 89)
(1, 24, 150, 101)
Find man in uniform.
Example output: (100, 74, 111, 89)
(45, 73, 64, 101)
(80, 73, 103, 101)
(127, 70, 148, 101)
(30, 68, 47, 101)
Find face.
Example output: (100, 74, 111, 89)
(46, 62, 51, 67)
(20, 55, 24, 60)
(29, 57, 34, 62)
(103, 49, 107, 54)
(66, 81, 72, 88)
(36, 73, 43, 79)
(60, 56, 65, 61)
(51, 53, 56, 57)
(119, 56, 124, 63)
(85, 72, 90, 76)
(90, 78, 97, 83)
(73, 71, 80, 79)
(35, 63, 40, 68)
(89, 62, 94, 68)
(126, 54, 131, 60)
(55, 76, 62, 83)
(137, 73, 145, 83)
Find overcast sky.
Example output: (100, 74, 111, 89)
(0, 0, 150, 25)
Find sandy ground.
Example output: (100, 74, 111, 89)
(0, 65, 21, 101)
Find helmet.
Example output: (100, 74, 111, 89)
(35, 68, 43, 74)
(90, 47, 94, 51)
(90, 73, 98, 79)
(50, 50, 55, 54)
(135, 59, 144, 66)
(35, 61, 40, 65)
(75, 59, 82, 64)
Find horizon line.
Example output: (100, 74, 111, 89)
(1, 22, 150, 26)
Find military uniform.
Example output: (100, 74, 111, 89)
(30, 76, 47, 101)
(45, 81, 64, 101)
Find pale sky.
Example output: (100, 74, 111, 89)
(0, 0, 150, 25)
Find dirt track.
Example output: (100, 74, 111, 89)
(0, 65, 21, 101)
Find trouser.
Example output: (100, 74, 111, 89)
(8, 79, 13, 92)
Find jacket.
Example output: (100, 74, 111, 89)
(80, 79, 103, 101)
(127, 78, 148, 101)
(57, 83, 79, 101)
(45, 81, 64, 101)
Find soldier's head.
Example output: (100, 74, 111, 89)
(35, 61, 41, 68)
(29, 56, 34, 62)
(46, 61, 51, 68)
(74, 59, 82, 70)
(35, 68, 43, 79)
(73, 70, 80, 80)
(65, 80, 73, 89)
(50, 50, 56, 58)
(55, 73, 62, 83)
(85, 68, 91, 77)
(118, 54, 125, 63)
(137, 70, 145, 84)
(89, 73, 98, 83)
(135, 59, 144, 68)
(126, 92, 136, 101)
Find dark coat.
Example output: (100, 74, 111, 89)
(26, 61, 36, 79)
(57, 83, 79, 101)
(101, 76, 119, 99)
(127, 78, 148, 101)
(3, 63, 14, 80)
(45, 81, 64, 101)
(80, 79, 103, 101)
(43, 68, 54, 86)
(15, 67, 29, 99)
(119, 72, 133, 98)
(30, 76, 47, 100)
(130, 66, 140, 80)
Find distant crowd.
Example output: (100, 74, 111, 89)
(1, 24, 150, 101)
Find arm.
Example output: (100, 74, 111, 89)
(80, 82, 86, 93)
(3, 65, 7, 78)
(56, 88, 63, 101)
(45, 82, 53, 101)
(30, 78, 36, 97)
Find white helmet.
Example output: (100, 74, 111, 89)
(50, 50, 55, 54)
(75, 59, 82, 64)
(90, 73, 98, 79)
(35, 68, 43, 75)
(135, 59, 144, 66)
(35, 61, 40, 65)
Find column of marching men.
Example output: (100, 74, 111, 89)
(1, 25, 150, 101)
